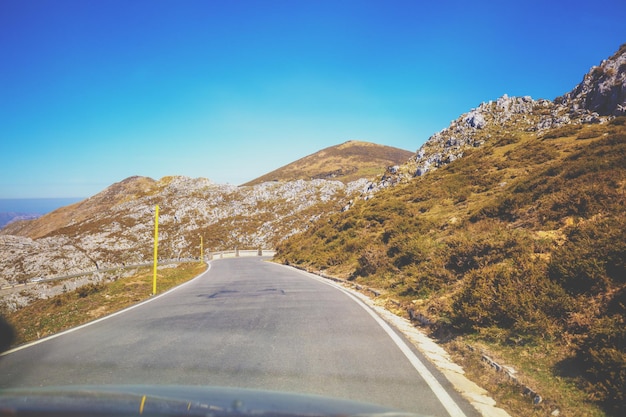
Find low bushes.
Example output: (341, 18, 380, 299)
(275, 120, 626, 414)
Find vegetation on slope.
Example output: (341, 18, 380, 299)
(0, 177, 358, 285)
(1, 141, 409, 285)
(275, 118, 626, 416)
(243, 140, 414, 186)
(2, 262, 207, 346)
(1, 176, 158, 240)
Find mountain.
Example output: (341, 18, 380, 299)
(0, 175, 373, 284)
(275, 44, 626, 415)
(558, 43, 626, 116)
(0, 198, 83, 229)
(0, 213, 40, 229)
(2, 141, 411, 242)
(0, 139, 413, 286)
(2, 43, 624, 416)
(0, 177, 158, 240)
(379, 44, 625, 185)
(242, 140, 413, 186)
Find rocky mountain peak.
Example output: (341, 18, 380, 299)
(382, 44, 626, 182)
(557, 43, 626, 116)
(392, 94, 549, 179)
(242, 141, 413, 186)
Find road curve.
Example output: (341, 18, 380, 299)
(0, 257, 478, 416)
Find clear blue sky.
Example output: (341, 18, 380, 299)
(1, 0, 625, 198)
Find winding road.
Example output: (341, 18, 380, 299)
(0, 257, 479, 416)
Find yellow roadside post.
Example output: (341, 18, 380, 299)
(200, 236, 204, 264)
(152, 205, 159, 295)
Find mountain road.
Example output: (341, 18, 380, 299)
(0, 257, 479, 416)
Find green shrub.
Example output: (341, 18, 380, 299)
(390, 235, 438, 268)
(451, 259, 571, 338)
(577, 126, 603, 140)
(576, 314, 626, 414)
(445, 222, 533, 273)
(76, 282, 104, 298)
(400, 260, 454, 298)
(608, 116, 626, 126)
(355, 244, 389, 276)
(504, 140, 559, 164)
(548, 217, 626, 295)
(494, 134, 522, 146)
(541, 124, 582, 139)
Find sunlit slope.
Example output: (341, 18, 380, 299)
(275, 118, 626, 414)
(0, 176, 159, 240)
(1, 139, 415, 285)
(242, 140, 414, 186)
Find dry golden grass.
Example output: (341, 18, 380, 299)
(243, 140, 414, 185)
(5, 262, 206, 346)
(276, 118, 626, 416)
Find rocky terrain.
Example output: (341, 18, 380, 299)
(0, 176, 373, 288)
(2, 43, 624, 317)
(558, 43, 626, 116)
(0, 138, 417, 289)
(274, 44, 626, 416)
(379, 44, 626, 185)
(243, 140, 413, 185)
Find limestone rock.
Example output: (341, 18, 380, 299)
(558, 44, 626, 116)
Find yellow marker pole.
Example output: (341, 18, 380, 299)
(152, 205, 159, 295)
(200, 235, 204, 264)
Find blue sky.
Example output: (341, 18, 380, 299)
(1, 0, 625, 198)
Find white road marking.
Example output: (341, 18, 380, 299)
(296, 268, 468, 417)
(1, 264, 211, 357)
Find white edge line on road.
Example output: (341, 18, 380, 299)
(291, 266, 468, 417)
(1, 263, 212, 357)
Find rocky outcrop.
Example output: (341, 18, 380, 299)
(0, 176, 370, 286)
(380, 44, 626, 182)
(557, 44, 626, 116)
(407, 95, 548, 178)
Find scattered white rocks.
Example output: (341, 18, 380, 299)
(560, 45, 626, 116)
(0, 176, 366, 290)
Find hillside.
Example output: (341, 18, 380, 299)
(2, 42, 624, 417)
(242, 140, 413, 186)
(1, 176, 159, 239)
(0, 213, 40, 229)
(0, 175, 374, 287)
(0, 139, 412, 287)
(275, 45, 626, 416)
(379, 43, 626, 185)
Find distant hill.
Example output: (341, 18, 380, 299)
(2, 43, 624, 417)
(0, 174, 374, 286)
(0, 198, 82, 229)
(2, 141, 412, 240)
(242, 140, 414, 186)
(0, 177, 158, 239)
(0, 213, 40, 229)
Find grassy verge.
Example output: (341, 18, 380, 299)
(296, 266, 608, 417)
(443, 335, 605, 417)
(5, 262, 207, 347)
(275, 122, 626, 416)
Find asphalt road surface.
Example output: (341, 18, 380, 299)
(0, 257, 479, 416)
